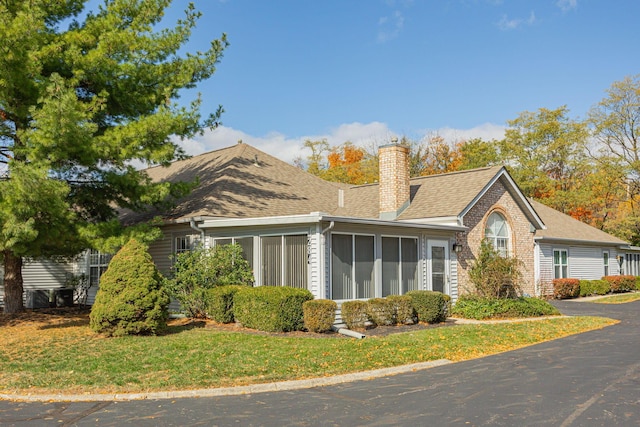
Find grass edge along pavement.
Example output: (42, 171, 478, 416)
(0, 313, 616, 400)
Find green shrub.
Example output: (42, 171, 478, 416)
(341, 300, 369, 330)
(90, 239, 170, 337)
(406, 290, 447, 323)
(205, 285, 243, 323)
(303, 299, 337, 333)
(603, 275, 636, 293)
(553, 278, 580, 299)
(579, 280, 610, 297)
(367, 298, 396, 326)
(166, 244, 254, 318)
(468, 240, 523, 298)
(234, 286, 313, 332)
(386, 295, 415, 325)
(451, 295, 560, 320)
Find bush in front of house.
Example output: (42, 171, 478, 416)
(386, 294, 415, 325)
(451, 295, 560, 320)
(406, 290, 448, 323)
(166, 244, 254, 318)
(579, 280, 611, 297)
(204, 285, 243, 323)
(603, 275, 636, 293)
(303, 299, 337, 333)
(468, 240, 523, 298)
(234, 286, 313, 332)
(341, 300, 370, 330)
(367, 298, 396, 326)
(90, 239, 170, 337)
(553, 278, 580, 299)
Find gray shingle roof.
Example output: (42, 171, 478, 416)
(120, 142, 345, 224)
(531, 200, 627, 245)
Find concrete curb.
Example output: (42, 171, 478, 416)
(0, 359, 452, 402)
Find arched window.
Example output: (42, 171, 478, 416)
(485, 212, 509, 256)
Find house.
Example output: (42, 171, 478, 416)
(1, 140, 638, 308)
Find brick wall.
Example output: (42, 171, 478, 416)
(379, 143, 410, 218)
(456, 179, 536, 296)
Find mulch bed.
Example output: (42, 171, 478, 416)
(0, 306, 451, 338)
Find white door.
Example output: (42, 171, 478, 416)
(428, 240, 449, 294)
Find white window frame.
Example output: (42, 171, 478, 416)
(174, 234, 200, 254)
(485, 212, 510, 257)
(553, 249, 569, 279)
(603, 251, 610, 276)
(381, 235, 420, 296)
(259, 234, 308, 289)
(330, 232, 376, 300)
(88, 249, 112, 288)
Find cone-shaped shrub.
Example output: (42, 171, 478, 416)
(90, 239, 170, 336)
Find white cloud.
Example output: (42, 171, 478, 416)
(497, 11, 536, 30)
(557, 0, 577, 12)
(179, 122, 507, 165)
(377, 10, 404, 42)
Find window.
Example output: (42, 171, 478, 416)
(382, 237, 419, 296)
(175, 234, 200, 254)
(603, 251, 610, 276)
(213, 237, 254, 271)
(485, 212, 509, 256)
(89, 249, 112, 288)
(261, 234, 307, 289)
(331, 234, 375, 299)
(553, 249, 568, 279)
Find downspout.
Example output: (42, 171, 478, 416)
(189, 218, 205, 246)
(321, 221, 335, 300)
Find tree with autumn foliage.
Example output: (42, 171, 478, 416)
(0, 0, 227, 313)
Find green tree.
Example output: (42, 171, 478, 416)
(457, 138, 501, 170)
(89, 238, 170, 336)
(167, 244, 254, 318)
(500, 106, 591, 213)
(0, 1, 227, 313)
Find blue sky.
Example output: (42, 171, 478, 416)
(104, 1, 640, 163)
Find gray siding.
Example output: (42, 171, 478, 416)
(537, 241, 620, 285)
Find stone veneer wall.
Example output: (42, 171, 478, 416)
(455, 179, 536, 296)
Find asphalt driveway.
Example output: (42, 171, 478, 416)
(1, 299, 639, 426)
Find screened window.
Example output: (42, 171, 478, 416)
(89, 249, 112, 287)
(213, 237, 254, 271)
(553, 249, 568, 279)
(261, 234, 307, 289)
(485, 212, 509, 256)
(331, 234, 375, 300)
(603, 251, 609, 276)
(382, 237, 419, 296)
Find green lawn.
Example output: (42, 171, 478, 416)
(0, 313, 616, 395)
(590, 292, 640, 304)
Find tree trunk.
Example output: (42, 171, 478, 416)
(3, 250, 24, 314)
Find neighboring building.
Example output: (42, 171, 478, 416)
(1, 141, 637, 307)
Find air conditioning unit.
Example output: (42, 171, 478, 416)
(55, 289, 74, 307)
(25, 290, 50, 309)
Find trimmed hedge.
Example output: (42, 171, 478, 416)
(553, 278, 580, 299)
(386, 294, 415, 325)
(234, 286, 313, 332)
(303, 299, 337, 333)
(579, 280, 610, 297)
(451, 295, 560, 320)
(406, 290, 447, 323)
(367, 298, 396, 326)
(341, 300, 369, 330)
(205, 285, 243, 323)
(602, 275, 636, 293)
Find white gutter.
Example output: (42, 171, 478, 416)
(189, 218, 205, 242)
(200, 213, 467, 232)
(533, 236, 628, 247)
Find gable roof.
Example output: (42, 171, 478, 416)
(337, 166, 544, 229)
(120, 142, 345, 224)
(530, 200, 627, 246)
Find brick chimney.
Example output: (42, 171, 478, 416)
(379, 139, 410, 220)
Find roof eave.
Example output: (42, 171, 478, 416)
(534, 236, 629, 247)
